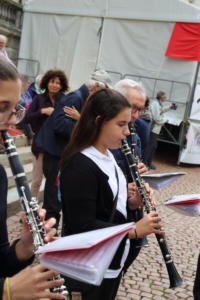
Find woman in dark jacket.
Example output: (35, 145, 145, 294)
(24, 69, 69, 198)
(59, 88, 163, 300)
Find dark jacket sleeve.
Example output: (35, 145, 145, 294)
(0, 165, 34, 299)
(52, 99, 76, 139)
(53, 86, 88, 138)
(24, 95, 43, 123)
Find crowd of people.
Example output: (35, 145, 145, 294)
(0, 34, 199, 300)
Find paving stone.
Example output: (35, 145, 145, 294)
(140, 292, 153, 298)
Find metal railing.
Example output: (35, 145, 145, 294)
(106, 71, 192, 163)
(17, 58, 40, 81)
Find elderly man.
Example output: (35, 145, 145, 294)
(36, 69, 112, 227)
(112, 79, 146, 180)
(111, 78, 150, 271)
(0, 34, 15, 66)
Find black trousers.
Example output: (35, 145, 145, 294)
(64, 272, 122, 300)
(194, 254, 200, 300)
(42, 152, 61, 228)
(146, 132, 159, 166)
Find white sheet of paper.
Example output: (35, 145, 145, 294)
(141, 172, 187, 190)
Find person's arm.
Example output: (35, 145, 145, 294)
(161, 103, 172, 114)
(53, 92, 84, 138)
(23, 96, 43, 123)
(63, 106, 80, 120)
(0, 209, 56, 278)
(150, 102, 167, 125)
(53, 100, 78, 139)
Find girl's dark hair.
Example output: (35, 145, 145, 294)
(145, 96, 150, 108)
(0, 59, 19, 81)
(60, 88, 131, 168)
(40, 69, 69, 93)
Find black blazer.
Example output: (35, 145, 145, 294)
(60, 152, 128, 270)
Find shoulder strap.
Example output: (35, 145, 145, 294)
(109, 166, 119, 222)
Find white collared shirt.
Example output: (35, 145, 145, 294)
(82, 146, 127, 218)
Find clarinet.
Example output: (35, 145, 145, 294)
(2, 131, 70, 299)
(129, 123, 148, 247)
(121, 137, 183, 288)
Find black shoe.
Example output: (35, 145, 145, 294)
(148, 163, 156, 170)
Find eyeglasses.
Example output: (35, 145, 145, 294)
(131, 104, 145, 115)
(0, 104, 26, 125)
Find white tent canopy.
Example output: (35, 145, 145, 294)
(24, 0, 200, 22)
(20, 0, 200, 91)
(19, 0, 200, 164)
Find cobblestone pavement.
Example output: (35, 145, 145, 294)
(7, 145, 200, 300)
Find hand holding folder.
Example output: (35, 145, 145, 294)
(36, 223, 133, 285)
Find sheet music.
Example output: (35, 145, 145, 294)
(40, 233, 127, 285)
(141, 172, 186, 190)
(164, 194, 200, 216)
(36, 222, 133, 254)
(37, 223, 133, 285)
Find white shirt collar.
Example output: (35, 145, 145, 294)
(83, 146, 113, 162)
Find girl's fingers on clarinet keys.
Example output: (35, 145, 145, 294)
(129, 212, 164, 238)
(9, 265, 66, 300)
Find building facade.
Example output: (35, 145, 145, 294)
(0, 0, 23, 64)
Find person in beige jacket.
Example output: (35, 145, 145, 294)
(146, 91, 172, 169)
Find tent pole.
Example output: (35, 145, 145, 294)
(178, 61, 200, 164)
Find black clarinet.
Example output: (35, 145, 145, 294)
(121, 138, 183, 288)
(129, 123, 148, 247)
(2, 131, 70, 299)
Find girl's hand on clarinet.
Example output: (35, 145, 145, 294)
(7, 265, 65, 300)
(138, 162, 148, 174)
(16, 209, 57, 260)
(144, 183, 157, 206)
(128, 184, 143, 209)
(129, 212, 164, 239)
(38, 208, 57, 242)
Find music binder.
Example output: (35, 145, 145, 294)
(36, 222, 133, 285)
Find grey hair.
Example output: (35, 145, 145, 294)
(156, 91, 166, 100)
(35, 74, 43, 83)
(86, 79, 107, 88)
(0, 34, 7, 43)
(114, 78, 146, 97)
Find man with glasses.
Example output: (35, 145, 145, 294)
(111, 78, 151, 274)
(112, 78, 147, 178)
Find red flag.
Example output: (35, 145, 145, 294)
(165, 23, 200, 61)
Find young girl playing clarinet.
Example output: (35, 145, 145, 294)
(0, 59, 65, 299)
(60, 88, 164, 300)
